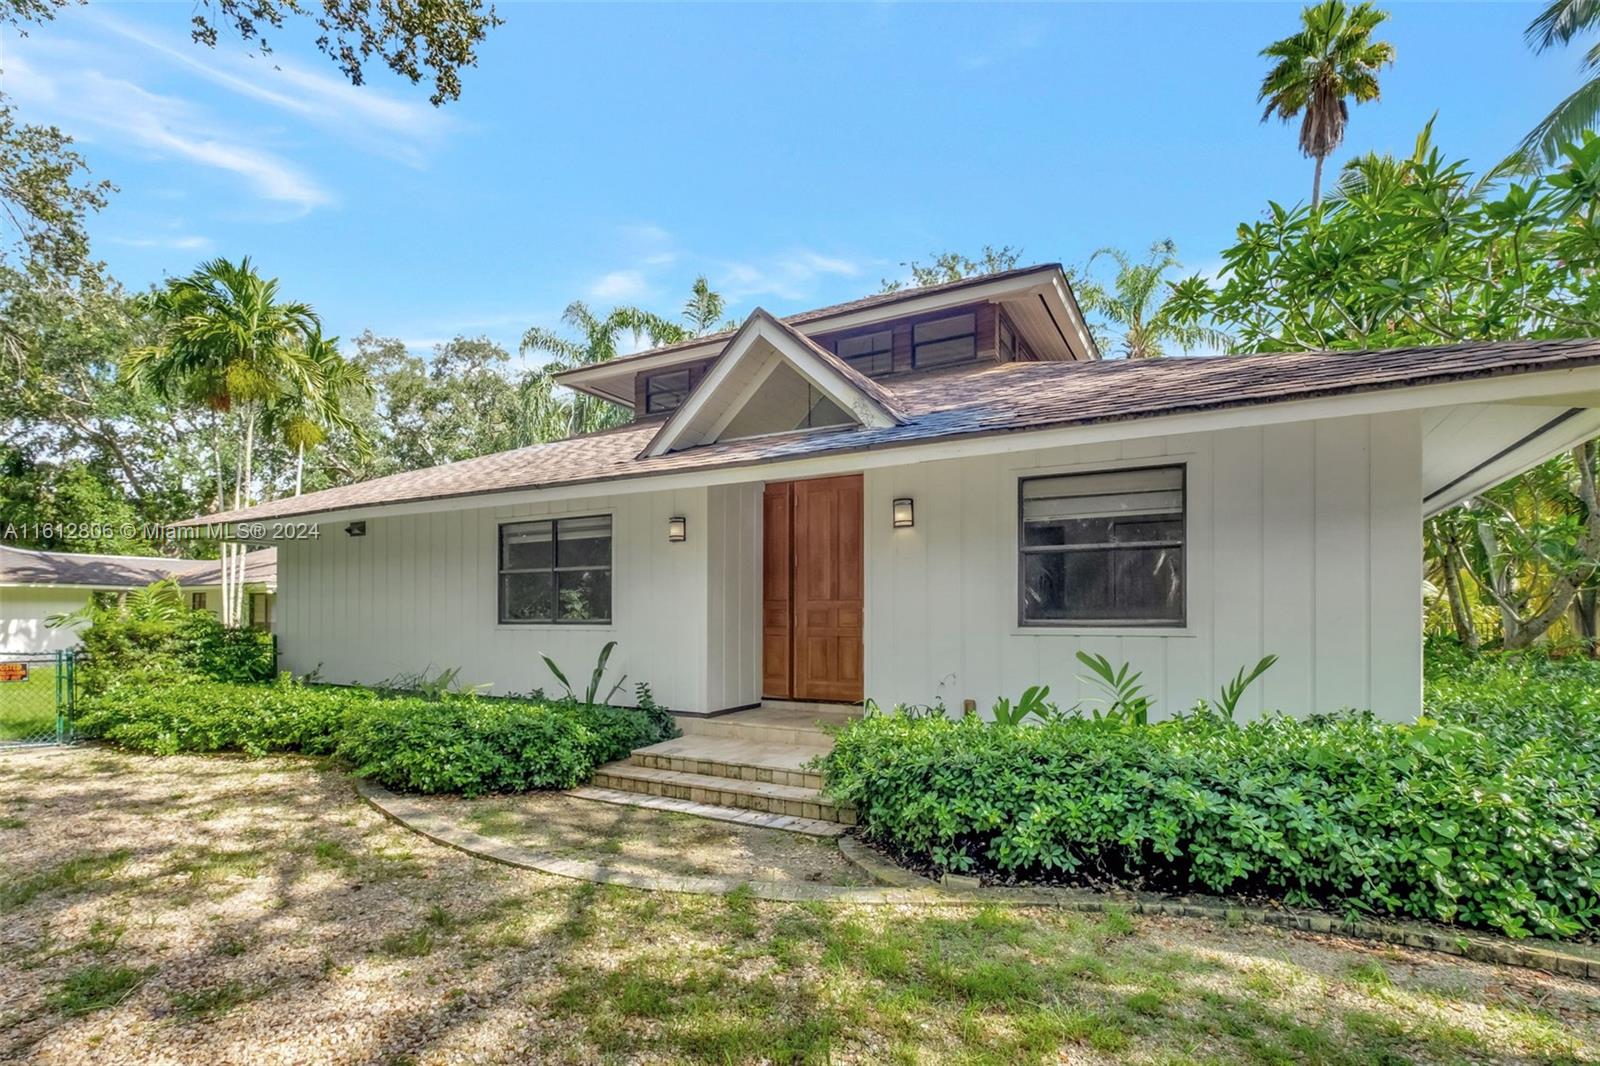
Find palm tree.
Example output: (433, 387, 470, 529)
(268, 330, 374, 496)
(125, 257, 317, 625)
(521, 301, 688, 436)
(1258, 0, 1396, 209)
(1520, 0, 1600, 161)
(682, 276, 728, 336)
(1077, 241, 1230, 359)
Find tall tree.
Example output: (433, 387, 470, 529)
(126, 257, 318, 625)
(1257, 0, 1395, 209)
(1075, 241, 1228, 359)
(1, 0, 501, 106)
(265, 330, 373, 496)
(880, 245, 1022, 293)
(682, 275, 728, 336)
(1520, 0, 1600, 162)
(521, 301, 688, 436)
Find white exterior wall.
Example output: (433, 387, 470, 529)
(862, 411, 1424, 721)
(275, 486, 719, 709)
(705, 483, 763, 711)
(0, 587, 91, 654)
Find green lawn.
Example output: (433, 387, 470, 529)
(0, 662, 65, 742)
(1, 749, 1595, 1064)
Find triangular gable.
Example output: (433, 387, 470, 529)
(641, 308, 906, 458)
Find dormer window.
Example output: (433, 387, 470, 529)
(912, 313, 978, 369)
(644, 369, 692, 414)
(835, 329, 894, 377)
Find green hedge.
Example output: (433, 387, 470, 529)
(76, 680, 670, 797)
(824, 662, 1600, 940)
(78, 610, 275, 694)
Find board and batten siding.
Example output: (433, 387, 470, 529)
(275, 486, 724, 710)
(862, 411, 1424, 721)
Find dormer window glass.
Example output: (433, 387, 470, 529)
(912, 313, 978, 369)
(644, 369, 692, 414)
(835, 329, 894, 377)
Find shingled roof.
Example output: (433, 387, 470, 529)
(0, 545, 277, 589)
(181, 337, 1600, 527)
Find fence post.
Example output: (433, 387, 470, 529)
(54, 649, 64, 744)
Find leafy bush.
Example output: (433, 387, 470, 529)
(64, 581, 276, 694)
(825, 656, 1600, 940)
(76, 678, 674, 797)
(76, 677, 368, 756)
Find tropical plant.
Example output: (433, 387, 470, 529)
(1205, 655, 1280, 720)
(1075, 241, 1229, 358)
(125, 257, 319, 626)
(265, 330, 374, 496)
(521, 301, 689, 435)
(1075, 651, 1154, 725)
(540, 640, 626, 708)
(1257, 0, 1396, 208)
(989, 685, 1056, 728)
(682, 275, 731, 335)
(46, 577, 185, 631)
(1520, 0, 1600, 162)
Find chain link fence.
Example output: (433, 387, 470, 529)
(0, 650, 78, 747)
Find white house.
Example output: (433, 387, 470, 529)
(0, 545, 278, 654)
(181, 265, 1600, 722)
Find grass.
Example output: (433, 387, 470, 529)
(1, 748, 1595, 1065)
(0, 663, 63, 742)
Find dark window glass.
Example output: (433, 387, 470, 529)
(1019, 466, 1185, 626)
(499, 516, 612, 624)
(645, 369, 692, 414)
(835, 329, 894, 376)
(999, 318, 1017, 362)
(912, 313, 977, 368)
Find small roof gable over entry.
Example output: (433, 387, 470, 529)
(641, 309, 907, 458)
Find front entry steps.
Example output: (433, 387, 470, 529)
(566, 706, 859, 837)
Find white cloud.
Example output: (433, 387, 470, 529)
(91, 12, 449, 166)
(587, 269, 653, 302)
(110, 234, 213, 251)
(5, 53, 330, 210)
(716, 249, 863, 302)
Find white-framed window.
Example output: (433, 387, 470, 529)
(190, 591, 208, 611)
(644, 369, 692, 414)
(498, 516, 613, 624)
(1018, 465, 1185, 627)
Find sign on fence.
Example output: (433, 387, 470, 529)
(0, 662, 27, 682)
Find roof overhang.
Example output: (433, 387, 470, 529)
(183, 361, 1600, 532)
(641, 308, 906, 458)
(554, 264, 1096, 407)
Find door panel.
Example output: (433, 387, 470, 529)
(761, 483, 793, 699)
(791, 475, 864, 702)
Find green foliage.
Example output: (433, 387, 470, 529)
(540, 640, 625, 708)
(75, 675, 675, 796)
(1210, 655, 1281, 721)
(989, 685, 1055, 728)
(76, 677, 363, 757)
(825, 652, 1600, 940)
(68, 588, 276, 694)
(1072, 240, 1229, 358)
(1075, 651, 1154, 726)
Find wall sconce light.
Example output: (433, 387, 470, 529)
(892, 498, 915, 529)
(667, 515, 687, 542)
(345, 521, 367, 538)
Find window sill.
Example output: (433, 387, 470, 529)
(495, 623, 616, 633)
(1009, 625, 1195, 639)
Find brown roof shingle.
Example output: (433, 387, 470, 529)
(0, 545, 276, 588)
(182, 337, 1600, 526)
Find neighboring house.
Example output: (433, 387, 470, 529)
(181, 265, 1600, 720)
(0, 545, 278, 654)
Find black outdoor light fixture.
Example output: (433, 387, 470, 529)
(345, 521, 367, 537)
(892, 498, 915, 529)
(667, 515, 687, 542)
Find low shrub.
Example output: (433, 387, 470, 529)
(76, 679, 673, 797)
(825, 662, 1600, 940)
(70, 583, 276, 695)
(75, 678, 372, 756)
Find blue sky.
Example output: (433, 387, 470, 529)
(1, 2, 1580, 361)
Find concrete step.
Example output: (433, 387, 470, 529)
(630, 734, 831, 790)
(672, 705, 859, 747)
(565, 786, 846, 837)
(590, 761, 856, 826)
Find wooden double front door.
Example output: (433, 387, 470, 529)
(762, 475, 864, 703)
